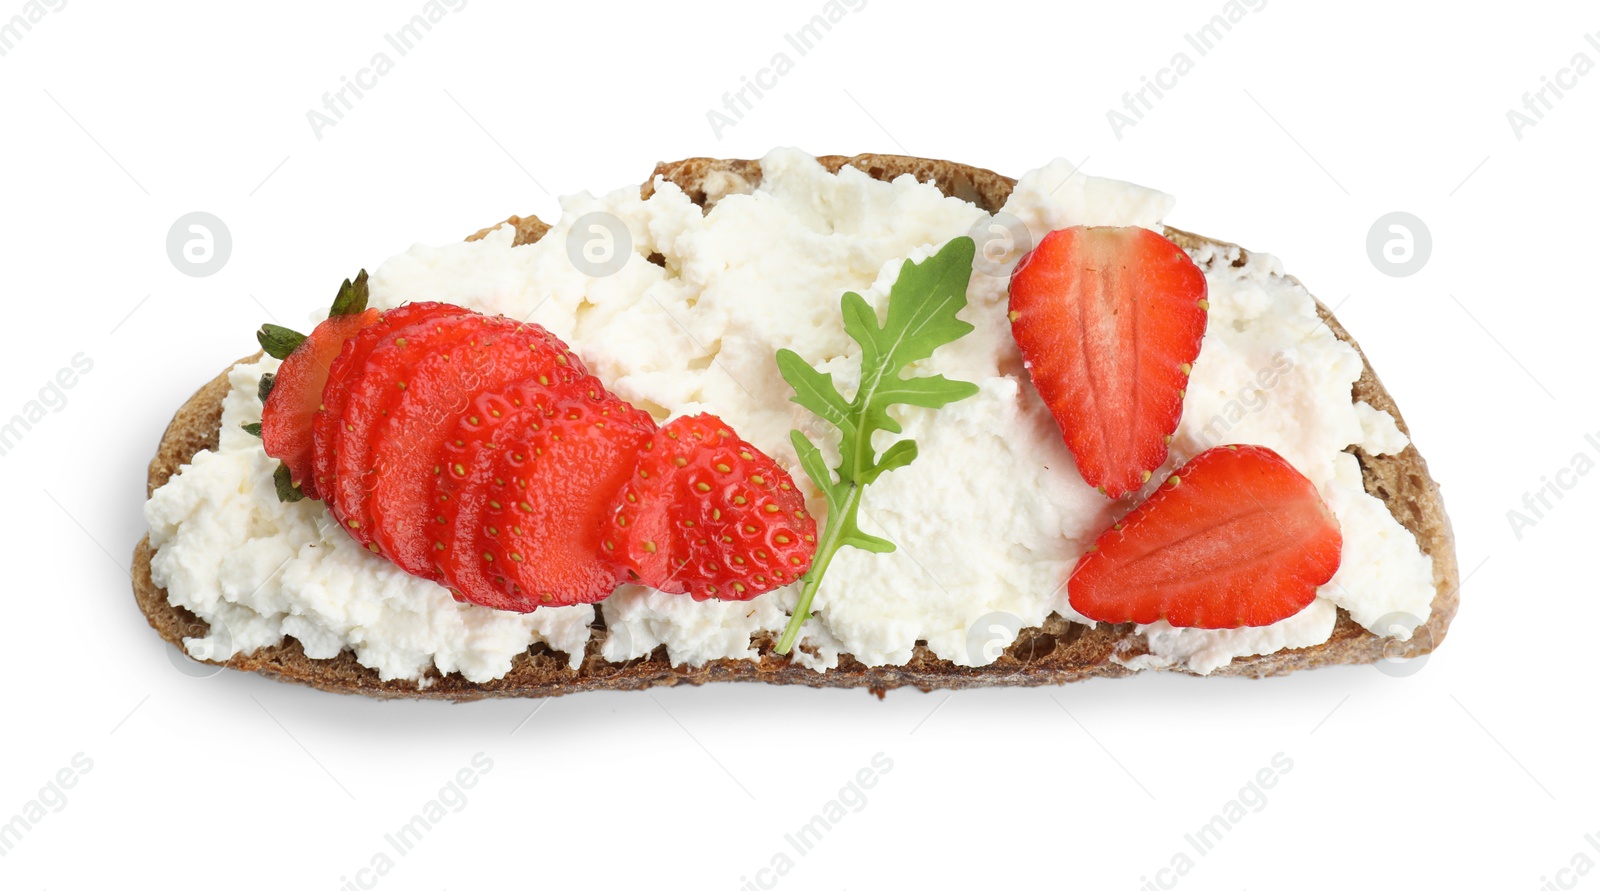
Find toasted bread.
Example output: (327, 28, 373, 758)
(130, 154, 1459, 700)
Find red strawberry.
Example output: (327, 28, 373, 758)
(259, 307, 380, 499)
(260, 285, 810, 613)
(1009, 225, 1208, 498)
(366, 316, 590, 579)
(450, 389, 656, 610)
(314, 302, 467, 515)
(1068, 445, 1342, 629)
(322, 306, 479, 550)
(604, 414, 816, 601)
(429, 376, 603, 576)
(430, 381, 569, 608)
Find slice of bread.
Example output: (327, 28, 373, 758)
(131, 154, 1460, 700)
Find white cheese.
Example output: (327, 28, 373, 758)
(144, 148, 1436, 682)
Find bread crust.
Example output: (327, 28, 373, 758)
(131, 154, 1459, 700)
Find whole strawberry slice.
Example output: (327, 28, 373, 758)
(1009, 226, 1208, 498)
(258, 272, 381, 501)
(1068, 445, 1342, 629)
(604, 414, 817, 601)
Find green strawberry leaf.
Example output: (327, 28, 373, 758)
(257, 324, 306, 360)
(329, 269, 370, 317)
(257, 372, 275, 404)
(273, 462, 305, 503)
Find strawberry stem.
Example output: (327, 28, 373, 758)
(775, 481, 862, 655)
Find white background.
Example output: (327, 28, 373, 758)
(1, 1, 1593, 888)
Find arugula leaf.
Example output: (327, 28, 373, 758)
(774, 237, 980, 654)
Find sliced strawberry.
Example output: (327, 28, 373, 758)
(314, 302, 465, 517)
(1009, 225, 1208, 499)
(315, 302, 464, 487)
(265, 287, 821, 613)
(369, 318, 590, 579)
(449, 390, 655, 610)
(260, 308, 380, 500)
(604, 414, 816, 601)
(324, 306, 479, 550)
(1068, 445, 1342, 629)
(432, 382, 570, 607)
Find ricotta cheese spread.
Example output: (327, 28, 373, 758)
(144, 148, 1437, 682)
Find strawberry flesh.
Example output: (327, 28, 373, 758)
(433, 382, 571, 609)
(367, 316, 589, 579)
(463, 391, 656, 610)
(324, 307, 478, 551)
(1009, 226, 1208, 498)
(1068, 444, 1343, 629)
(314, 302, 465, 517)
(259, 308, 380, 500)
(604, 414, 817, 601)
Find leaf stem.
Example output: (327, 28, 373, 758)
(774, 481, 863, 654)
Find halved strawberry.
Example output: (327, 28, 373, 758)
(604, 414, 816, 601)
(313, 302, 466, 504)
(1009, 225, 1208, 498)
(368, 318, 590, 579)
(1067, 445, 1342, 629)
(260, 307, 379, 500)
(452, 390, 656, 610)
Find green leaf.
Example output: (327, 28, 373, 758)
(774, 237, 981, 654)
(240, 422, 262, 437)
(329, 269, 370, 317)
(257, 372, 275, 404)
(775, 349, 852, 434)
(257, 324, 306, 360)
(273, 463, 305, 503)
(846, 238, 976, 365)
(860, 439, 917, 486)
(839, 527, 895, 554)
(789, 430, 841, 509)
